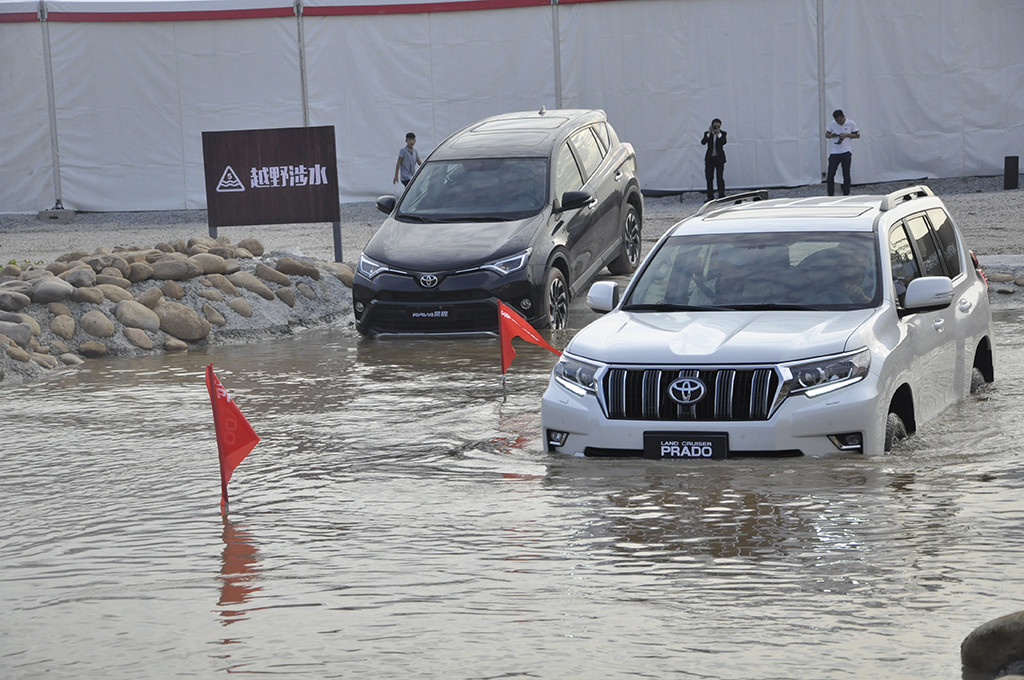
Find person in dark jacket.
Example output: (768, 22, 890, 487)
(701, 118, 727, 200)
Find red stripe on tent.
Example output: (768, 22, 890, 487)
(46, 7, 295, 22)
(305, 0, 548, 17)
(0, 12, 39, 22)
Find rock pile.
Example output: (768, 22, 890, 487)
(0, 235, 354, 387)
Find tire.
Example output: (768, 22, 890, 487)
(884, 412, 908, 452)
(969, 367, 987, 394)
(544, 267, 569, 330)
(607, 204, 642, 275)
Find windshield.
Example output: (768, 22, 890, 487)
(397, 157, 548, 222)
(625, 231, 881, 311)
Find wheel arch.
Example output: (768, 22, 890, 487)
(888, 383, 917, 436)
(972, 335, 995, 384)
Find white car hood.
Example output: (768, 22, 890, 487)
(567, 309, 876, 365)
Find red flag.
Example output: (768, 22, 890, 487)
(498, 301, 561, 374)
(205, 364, 260, 510)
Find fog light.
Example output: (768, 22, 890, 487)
(354, 301, 364, 313)
(828, 432, 863, 452)
(520, 298, 532, 311)
(546, 429, 568, 448)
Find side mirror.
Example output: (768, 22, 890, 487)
(376, 195, 397, 215)
(555, 190, 594, 213)
(902, 276, 954, 312)
(587, 280, 620, 313)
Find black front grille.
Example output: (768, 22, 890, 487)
(602, 367, 782, 421)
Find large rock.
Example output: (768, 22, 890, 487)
(127, 262, 154, 283)
(227, 271, 275, 300)
(50, 315, 76, 340)
(137, 287, 163, 309)
(78, 341, 108, 357)
(236, 238, 264, 256)
(155, 301, 211, 342)
(0, 321, 32, 347)
(80, 309, 116, 338)
(84, 254, 130, 276)
(963, 611, 1024, 673)
(116, 299, 161, 332)
(95, 273, 131, 288)
(96, 283, 134, 303)
(255, 262, 292, 286)
(71, 287, 105, 304)
(203, 303, 226, 327)
(189, 252, 228, 275)
(150, 258, 201, 281)
(0, 290, 31, 312)
(31, 277, 76, 303)
(276, 257, 321, 280)
(61, 267, 97, 287)
(205, 273, 240, 297)
(123, 327, 154, 350)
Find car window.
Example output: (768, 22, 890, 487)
(592, 122, 610, 153)
(553, 141, 584, 199)
(926, 208, 963, 278)
(626, 231, 879, 310)
(889, 223, 921, 307)
(905, 214, 945, 277)
(568, 127, 606, 181)
(398, 157, 548, 220)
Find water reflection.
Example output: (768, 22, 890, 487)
(217, 517, 262, 626)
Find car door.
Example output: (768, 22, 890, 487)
(552, 137, 601, 290)
(889, 216, 957, 420)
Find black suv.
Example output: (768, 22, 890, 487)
(353, 108, 643, 336)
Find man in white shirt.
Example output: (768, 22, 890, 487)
(825, 109, 860, 196)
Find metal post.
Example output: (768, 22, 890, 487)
(1005, 156, 1019, 190)
(332, 221, 343, 262)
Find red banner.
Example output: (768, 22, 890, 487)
(205, 364, 260, 509)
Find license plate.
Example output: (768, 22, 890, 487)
(643, 432, 728, 460)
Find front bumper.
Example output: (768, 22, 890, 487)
(540, 375, 888, 457)
(353, 267, 542, 335)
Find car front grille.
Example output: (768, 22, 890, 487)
(602, 367, 783, 421)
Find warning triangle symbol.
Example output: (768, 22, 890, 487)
(216, 166, 245, 193)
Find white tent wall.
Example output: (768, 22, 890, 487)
(556, 0, 823, 193)
(302, 5, 556, 202)
(0, 5, 56, 212)
(0, 0, 1022, 214)
(47, 12, 303, 211)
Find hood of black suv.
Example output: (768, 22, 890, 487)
(364, 212, 545, 272)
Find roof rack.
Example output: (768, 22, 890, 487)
(880, 185, 934, 212)
(695, 190, 769, 216)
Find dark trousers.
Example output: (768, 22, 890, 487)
(826, 152, 852, 196)
(705, 159, 725, 200)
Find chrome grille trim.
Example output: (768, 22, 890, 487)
(600, 365, 784, 422)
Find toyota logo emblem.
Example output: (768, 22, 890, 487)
(668, 377, 706, 405)
(418, 274, 439, 288)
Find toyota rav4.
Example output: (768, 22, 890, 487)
(541, 186, 995, 457)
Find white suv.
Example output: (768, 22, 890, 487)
(541, 186, 995, 457)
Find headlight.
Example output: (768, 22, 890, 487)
(357, 254, 392, 279)
(482, 249, 531, 276)
(553, 355, 602, 396)
(783, 348, 870, 397)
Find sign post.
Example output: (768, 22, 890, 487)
(202, 125, 342, 260)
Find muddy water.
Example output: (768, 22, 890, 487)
(2, 310, 1023, 679)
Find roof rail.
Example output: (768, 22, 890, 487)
(880, 185, 934, 212)
(695, 190, 769, 216)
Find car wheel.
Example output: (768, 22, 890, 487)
(884, 412, 908, 452)
(544, 267, 569, 330)
(607, 204, 641, 275)
(969, 367, 987, 394)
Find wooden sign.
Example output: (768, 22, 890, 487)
(202, 125, 340, 228)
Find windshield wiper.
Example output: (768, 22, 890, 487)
(720, 303, 827, 311)
(621, 303, 729, 312)
(397, 213, 432, 223)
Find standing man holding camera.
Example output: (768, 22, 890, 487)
(825, 109, 860, 196)
(701, 118, 727, 201)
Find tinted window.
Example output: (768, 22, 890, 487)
(905, 215, 944, 277)
(398, 157, 548, 220)
(553, 141, 584, 199)
(626, 231, 880, 310)
(592, 122, 611, 152)
(927, 208, 962, 277)
(568, 127, 605, 181)
(889, 223, 921, 307)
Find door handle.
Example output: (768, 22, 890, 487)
(614, 171, 623, 181)
(958, 299, 973, 313)
(933, 318, 945, 332)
